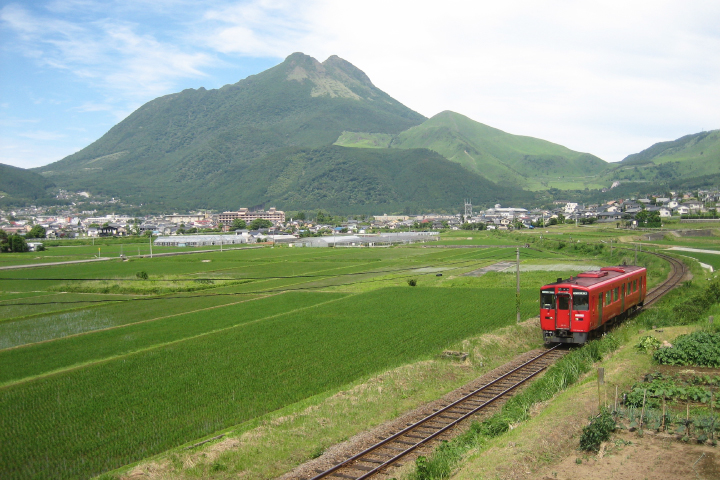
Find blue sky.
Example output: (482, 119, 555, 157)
(1, 0, 719, 169)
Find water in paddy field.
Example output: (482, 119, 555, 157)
(0, 310, 114, 349)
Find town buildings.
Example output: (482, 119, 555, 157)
(218, 208, 285, 225)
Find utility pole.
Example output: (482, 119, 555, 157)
(635, 244, 638, 265)
(516, 247, 521, 324)
(149, 234, 153, 258)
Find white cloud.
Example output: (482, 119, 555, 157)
(17, 130, 67, 141)
(1, 3, 216, 99)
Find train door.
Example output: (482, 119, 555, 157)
(621, 283, 625, 312)
(598, 294, 603, 328)
(556, 289, 571, 329)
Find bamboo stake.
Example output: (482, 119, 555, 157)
(662, 396, 666, 432)
(640, 389, 647, 431)
(711, 391, 715, 441)
(597, 368, 605, 412)
(614, 385, 618, 413)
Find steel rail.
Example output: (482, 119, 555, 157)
(309, 345, 563, 480)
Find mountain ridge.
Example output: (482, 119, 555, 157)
(335, 110, 608, 189)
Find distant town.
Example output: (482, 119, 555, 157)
(1, 189, 718, 251)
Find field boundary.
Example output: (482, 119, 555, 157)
(0, 291, 355, 389)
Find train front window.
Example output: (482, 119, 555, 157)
(573, 292, 589, 311)
(557, 295, 570, 310)
(541, 291, 555, 309)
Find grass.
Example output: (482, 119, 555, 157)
(406, 333, 623, 479)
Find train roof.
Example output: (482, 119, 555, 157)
(541, 265, 646, 289)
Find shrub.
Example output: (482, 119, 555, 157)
(580, 408, 616, 452)
(136, 271, 149, 280)
(635, 335, 661, 353)
(407, 278, 417, 286)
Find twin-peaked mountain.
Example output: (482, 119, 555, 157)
(32, 52, 714, 212)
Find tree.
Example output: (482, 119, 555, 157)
(231, 218, 247, 230)
(28, 225, 46, 239)
(8, 234, 28, 252)
(0, 229, 8, 252)
(296, 211, 306, 221)
(249, 218, 273, 230)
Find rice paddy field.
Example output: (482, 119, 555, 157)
(0, 230, 688, 479)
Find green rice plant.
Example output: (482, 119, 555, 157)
(0, 291, 344, 385)
(0, 287, 537, 479)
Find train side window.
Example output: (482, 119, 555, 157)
(573, 292, 589, 311)
(634, 279, 637, 292)
(605, 291, 611, 305)
(614, 287, 619, 302)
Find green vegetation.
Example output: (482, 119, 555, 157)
(605, 130, 720, 186)
(409, 334, 623, 479)
(337, 111, 609, 191)
(0, 163, 57, 206)
(615, 371, 720, 444)
(579, 408, 616, 452)
(0, 226, 709, 479)
(653, 331, 720, 367)
(0, 242, 561, 479)
(624, 372, 720, 408)
(0, 286, 537, 479)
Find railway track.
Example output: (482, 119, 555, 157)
(643, 251, 689, 307)
(307, 346, 567, 480)
(304, 250, 687, 480)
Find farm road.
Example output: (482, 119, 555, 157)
(0, 245, 263, 270)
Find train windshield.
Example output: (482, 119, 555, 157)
(557, 295, 570, 310)
(541, 291, 555, 309)
(573, 291, 589, 311)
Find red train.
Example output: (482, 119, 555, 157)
(540, 266, 647, 344)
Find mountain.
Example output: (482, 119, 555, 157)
(204, 145, 532, 214)
(603, 130, 720, 187)
(0, 163, 56, 206)
(335, 111, 608, 190)
(36, 53, 432, 210)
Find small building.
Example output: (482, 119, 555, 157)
(154, 235, 250, 247)
(26, 242, 44, 252)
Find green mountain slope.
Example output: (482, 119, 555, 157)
(336, 111, 608, 190)
(603, 130, 720, 185)
(205, 145, 532, 214)
(0, 163, 56, 206)
(35, 53, 428, 208)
